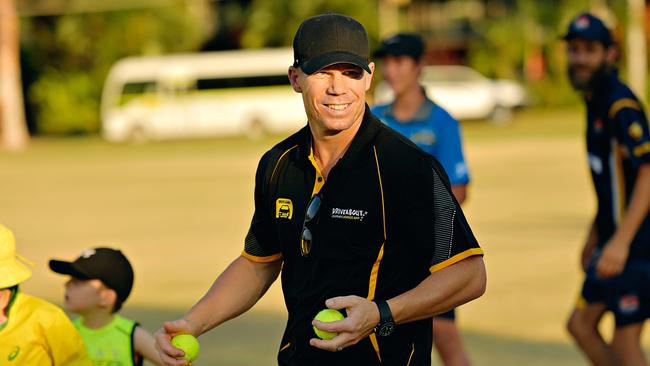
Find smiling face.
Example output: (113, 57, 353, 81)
(566, 38, 613, 91)
(289, 62, 374, 137)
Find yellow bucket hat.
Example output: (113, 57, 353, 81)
(0, 225, 33, 288)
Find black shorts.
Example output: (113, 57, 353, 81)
(581, 258, 650, 327)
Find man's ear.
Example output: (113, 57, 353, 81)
(606, 44, 619, 65)
(288, 66, 302, 93)
(365, 62, 376, 91)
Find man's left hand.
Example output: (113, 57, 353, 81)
(596, 239, 629, 278)
(309, 295, 381, 352)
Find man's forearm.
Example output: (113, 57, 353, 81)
(612, 164, 650, 246)
(387, 256, 485, 324)
(184, 256, 282, 336)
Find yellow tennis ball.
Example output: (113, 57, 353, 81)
(171, 334, 200, 362)
(313, 309, 345, 340)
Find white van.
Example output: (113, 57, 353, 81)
(100, 48, 307, 142)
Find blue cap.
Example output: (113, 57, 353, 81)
(563, 13, 613, 46)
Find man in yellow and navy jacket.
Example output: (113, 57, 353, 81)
(564, 12, 650, 366)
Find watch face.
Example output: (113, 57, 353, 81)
(378, 322, 395, 336)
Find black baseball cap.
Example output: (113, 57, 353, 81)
(292, 13, 371, 75)
(563, 12, 613, 46)
(49, 247, 134, 304)
(374, 33, 424, 60)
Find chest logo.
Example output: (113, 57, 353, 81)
(275, 198, 293, 219)
(410, 131, 436, 146)
(331, 208, 368, 222)
(8, 346, 20, 362)
(628, 121, 644, 141)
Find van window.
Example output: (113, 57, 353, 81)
(120, 81, 156, 105)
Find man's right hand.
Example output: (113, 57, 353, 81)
(155, 319, 198, 366)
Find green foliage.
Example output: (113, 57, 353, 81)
(29, 70, 99, 135)
(21, 3, 208, 135)
(466, 0, 628, 106)
(241, 0, 379, 49)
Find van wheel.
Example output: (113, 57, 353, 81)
(129, 126, 148, 143)
(247, 119, 266, 140)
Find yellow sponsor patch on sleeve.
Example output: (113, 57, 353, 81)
(628, 121, 644, 141)
(276, 198, 293, 219)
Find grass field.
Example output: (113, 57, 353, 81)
(1, 107, 648, 365)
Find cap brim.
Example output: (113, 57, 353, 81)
(561, 33, 578, 41)
(49, 260, 91, 279)
(0, 259, 31, 288)
(561, 32, 611, 45)
(300, 51, 371, 75)
(372, 48, 390, 58)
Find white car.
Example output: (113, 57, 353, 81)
(374, 65, 527, 122)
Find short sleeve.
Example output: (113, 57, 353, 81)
(46, 308, 92, 366)
(434, 109, 470, 185)
(610, 98, 650, 167)
(242, 153, 283, 263)
(401, 156, 483, 273)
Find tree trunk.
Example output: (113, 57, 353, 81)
(0, 0, 29, 150)
(627, 0, 647, 104)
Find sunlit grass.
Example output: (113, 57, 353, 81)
(3, 106, 648, 365)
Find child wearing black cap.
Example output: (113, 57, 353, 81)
(50, 247, 163, 366)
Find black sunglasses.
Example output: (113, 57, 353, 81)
(300, 194, 322, 257)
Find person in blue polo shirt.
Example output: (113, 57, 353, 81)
(372, 33, 472, 366)
(562, 12, 650, 366)
(372, 33, 469, 205)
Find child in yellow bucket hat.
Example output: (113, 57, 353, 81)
(0, 224, 91, 365)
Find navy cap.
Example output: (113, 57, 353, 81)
(563, 13, 613, 46)
(374, 33, 424, 60)
(293, 13, 371, 75)
(49, 247, 134, 304)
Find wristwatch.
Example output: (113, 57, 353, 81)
(373, 300, 396, 336)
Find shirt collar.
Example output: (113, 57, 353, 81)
(299, 104, 381, 169)
(588, 67, 619, 101)
(383, 89, 435, 123)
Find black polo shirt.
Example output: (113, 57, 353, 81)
(243, 105, 483, 366)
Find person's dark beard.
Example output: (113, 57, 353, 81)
(568, 61, 611, 92)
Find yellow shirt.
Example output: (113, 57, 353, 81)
(0, 292, 91, 365)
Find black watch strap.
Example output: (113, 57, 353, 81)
(374, 300, 395, 336)
(376, 300, 393, 323)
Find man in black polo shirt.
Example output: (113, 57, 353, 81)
(562, 13, 650, 366)
(155, 13, 485, 366)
